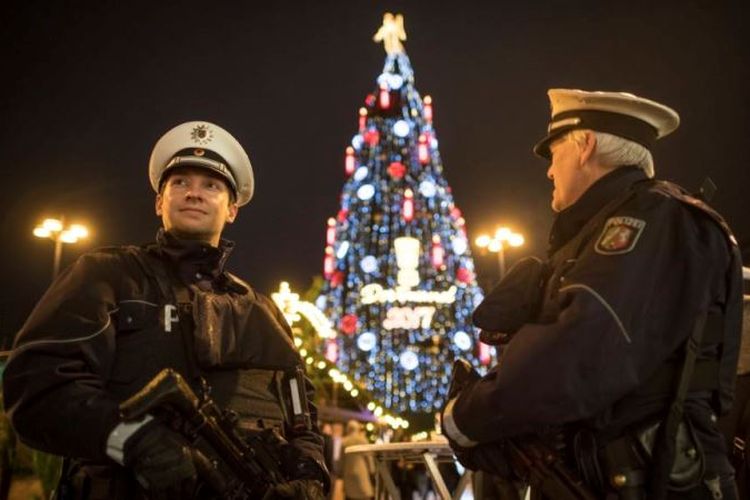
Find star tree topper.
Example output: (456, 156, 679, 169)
(373, 12, 406, 54)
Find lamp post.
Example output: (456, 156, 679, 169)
(475, 227, 524, 281)
(33, 217, 89, 279)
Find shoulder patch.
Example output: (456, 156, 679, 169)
(595, 216, 646, 255)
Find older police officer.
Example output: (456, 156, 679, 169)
(3, 122, 329, 499)
(442, 90, 743, 499)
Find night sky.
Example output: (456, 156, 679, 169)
(1, 1, 748, 346)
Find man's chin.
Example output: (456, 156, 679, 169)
(169, 226, 215, 242)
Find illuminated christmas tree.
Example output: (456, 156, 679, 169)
(317, 13, 488, 417)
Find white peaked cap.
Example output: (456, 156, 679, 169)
(149, 121, 254, 206)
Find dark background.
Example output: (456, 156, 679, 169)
(1, 1, 748, 346)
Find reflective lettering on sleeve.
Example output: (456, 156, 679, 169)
(442, 397, 478, 448)
(290, 377, 302, 416)
(163, 304, 179, 333)
(559, 283, 632, 343)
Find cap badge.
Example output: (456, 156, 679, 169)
(193, 148, 205, 156)
(595, 216, 646, 255)
(190, 124, 214, 145)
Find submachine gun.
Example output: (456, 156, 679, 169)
(448, 359, 596, 500)
(120, 368, 297, 499)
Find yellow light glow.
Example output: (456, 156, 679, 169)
(343, 381, 353, 391)
(59, 231, 78, 244)
(495, 227, 511, 240)
(33, 227, 51, 238)
(475, 234, 490, 248)
(299, 349, 307, 357)
(367, 402, 376, 411)
(366, 423, 374, 431)
(42, 219, 63, 232)
(509, 234, 525, 247)
(305, 357, 313, 365)
(488, 240, 502, 252)
(316, 361, 326, 370)
(69, 224, 88, 239)
(293, 337, 302, 347)
(350, 389, 359, 397)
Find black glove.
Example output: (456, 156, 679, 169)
(280, 444, 331, 493)
(451, 441, 513, 478)
(262, 479, 326, 499)
(123, 420, 197, 498)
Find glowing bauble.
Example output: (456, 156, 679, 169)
(360, 255, 378, 273)
(357, 332, 377, 351)
(457, 267, 475, 284)
(419, 180, 436, 198)
(454, 331, 472, 351)
(364, 129, 380, 146)
(393, 120, 410, 137)
(330, 271, 345, 287)
(387, 162, 406, 179)
(340, 314, 358, 335)
(357, 184, 375, 201)
(354, 166, 368, 181)
(399, 351, 419, 371)
(452, 236, 468, 255)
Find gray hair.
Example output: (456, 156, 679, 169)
(567, 130, 655, 178)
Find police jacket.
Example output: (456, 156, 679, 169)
(445, 167, 743, 473)
(2, 229, 328, 495)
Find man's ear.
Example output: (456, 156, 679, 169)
(225, 202, 239, 224)
(579, 131, 597, 166)
(155, 193, 163, 216)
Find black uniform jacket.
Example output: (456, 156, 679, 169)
(2, 230, 326, 473)
(451, 168, 743, 467)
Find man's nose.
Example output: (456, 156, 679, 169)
(547, 164, 554, 180)
(185, 186, 204, 200)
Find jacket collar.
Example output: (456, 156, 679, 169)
(548, 166, 647, 255)
(151, 228, 236, 287)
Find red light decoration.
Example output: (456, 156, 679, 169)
(418, 134, 429, 164)
(387, 161, 406, 179)
(450, 207, 463, 220)
(323, 247, 335, 278)
(330, 271, 345, 288)
(326, 218, 336, 246)
(345, 147, 355, 176)
(336, 208, 348, 222)
(358, 107, 367, 132)
(365, 93, 376, 107)
(431, 235, 444, 268)
(402, 189, 414, 222)
(423, 95, 433, 123)
(364, 129, 380, 147)
(479, 343, 492, 366)
(378, 82, 390, 109)
(456, 267, 474, 284)
(340, 314, 359, 335)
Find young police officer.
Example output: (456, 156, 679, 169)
(442, 90, 743, 499)
(3, 122, 329, 499)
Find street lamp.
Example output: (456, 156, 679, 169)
(475, 227, 524, 281)
(33, 217, 89, 278)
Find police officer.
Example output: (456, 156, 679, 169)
(2, 121, 330, 499)
(441, 90, 744, 499)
